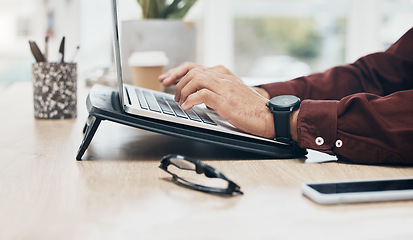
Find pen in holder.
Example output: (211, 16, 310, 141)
(32, 62, 77, 119)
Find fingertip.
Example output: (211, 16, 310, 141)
(158, 74, 167, 82)
(181, 101, 191, 110)
(162, 77, 174, 86)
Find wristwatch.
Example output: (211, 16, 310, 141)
(266, 95, 301, 144)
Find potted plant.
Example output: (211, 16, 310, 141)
(121, 0, 198, 84)
(137, 0, 197, 19)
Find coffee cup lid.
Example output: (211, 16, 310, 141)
(127, 51, 169, 67)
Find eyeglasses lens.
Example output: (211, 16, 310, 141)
(169, 157, 196, 170)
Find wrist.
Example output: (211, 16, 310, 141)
(252, 86, 270, 99)
(264, 108, 275, 139)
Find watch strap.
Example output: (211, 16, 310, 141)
(272, 110, 291, 142)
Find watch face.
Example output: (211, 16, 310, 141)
(269, 95, 300, 108)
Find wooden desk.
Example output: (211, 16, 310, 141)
(0, 82, 412, 240)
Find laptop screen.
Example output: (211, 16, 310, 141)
(111, 0, 125, 112)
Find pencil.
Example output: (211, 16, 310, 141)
(44, 36, 49, 62)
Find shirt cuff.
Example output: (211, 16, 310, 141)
(297, 99, 339, 153)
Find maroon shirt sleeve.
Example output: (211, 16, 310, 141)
(260, 27, 413, 165)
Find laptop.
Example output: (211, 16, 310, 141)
(75, 0, 307, 160)
(111, 0, 279, 143)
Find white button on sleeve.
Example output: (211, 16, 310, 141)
(315, 137, 324, 146)
(335, 140, 343, 148)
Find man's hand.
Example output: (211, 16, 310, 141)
(159, 62, 271, 99)
(157, 62, 303, 140)
(172, 66, 275, 139)
(159, 62, 237, 87)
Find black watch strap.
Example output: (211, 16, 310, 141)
(272, 110, 291, 142)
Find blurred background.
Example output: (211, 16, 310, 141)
(0, 0, 412, 91)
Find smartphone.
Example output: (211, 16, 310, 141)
(301, 178, 413, 205)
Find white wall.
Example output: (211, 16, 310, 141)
(79, 0, 141, 74)
(0, 0, 36, 72)
(34, 0, 80, 62)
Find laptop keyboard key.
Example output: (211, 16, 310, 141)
(166, 98, 188, 119)
(154, 94, 175, 116)
(143, 91, 161, 113)
(193, 108, 217, 125)
(185, 109, 202, 122)
(135, 89, 148, 109)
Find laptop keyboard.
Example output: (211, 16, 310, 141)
(135, 89, 216, 125)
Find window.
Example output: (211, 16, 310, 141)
(198, 0, 413, 85)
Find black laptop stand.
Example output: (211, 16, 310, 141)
(76, 84, 307, 160)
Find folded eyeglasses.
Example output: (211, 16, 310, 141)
(159, 154, 243, 196)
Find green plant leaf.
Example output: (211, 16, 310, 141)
(138, 0, 196, 19)
(169, 0, 197, 19)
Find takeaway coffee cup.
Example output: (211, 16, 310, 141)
(32, 62, 77, 119)
(128, 51, 169, 91)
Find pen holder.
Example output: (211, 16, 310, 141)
(32, 62, 77, 119)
